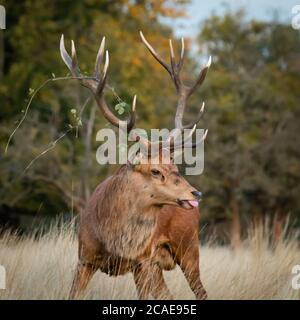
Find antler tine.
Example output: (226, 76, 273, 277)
(132, 95, 137, 112)
(175, 56, 211, 129)
(169, 124, 196, 152)
(182, 102, 205, 129)
(181, 129, 208, 149)
(60, 35, 78, 76)
(103, 50, 109, 79)
(168, 39, 181, 90)
(94, 36, 105, 78)
(188, 56, 211, 96)
(169, 102, 206, 150)
(139, 31, 172, 76)
(71, 40, 78, 70)
(170, 129, 208, 152)
(96, 50, 109, 94)
(177, 37, 185, 72)
(127, 95, 137, 131)
(169, 39, 176, 70)
(60, 34, 137, 133)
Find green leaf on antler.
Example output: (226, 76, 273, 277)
(115, 102, 131, 115)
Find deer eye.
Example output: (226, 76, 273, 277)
(151, 169, 161, 177)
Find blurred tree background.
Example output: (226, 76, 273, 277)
(0, 1, 299, 245)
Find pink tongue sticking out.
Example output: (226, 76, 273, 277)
(188, 200, 199, 208)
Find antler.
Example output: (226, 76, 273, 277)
(139, 31, 210, 149)
(60, 33, 210, 158)
(60, 35, 136, 132)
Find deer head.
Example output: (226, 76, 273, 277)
(60, 32, 211, 209)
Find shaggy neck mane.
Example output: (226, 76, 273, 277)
(94, 164, 158, 258)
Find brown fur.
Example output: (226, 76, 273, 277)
(70, 157, 207, 300)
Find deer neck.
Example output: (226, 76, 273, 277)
(112, 165, 159, 217)
(96, 166, 159, 259)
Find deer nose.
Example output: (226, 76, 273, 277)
(191, 191, 202, 199)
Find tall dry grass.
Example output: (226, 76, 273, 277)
(0, 221, 299, 300)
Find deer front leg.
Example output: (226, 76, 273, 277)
(134, 242, 174, 300)
(69, 261, 97, 299)
(182, 267, 207, 300)
(133, 262, 173, 300)
(150, 265, 173, 300)
(179, 248, 207, 300)
(149, 241, 175, 299)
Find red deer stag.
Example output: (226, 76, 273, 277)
(60, 31, 211, 300)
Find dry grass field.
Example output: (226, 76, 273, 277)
(0, 221, 299, 300)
